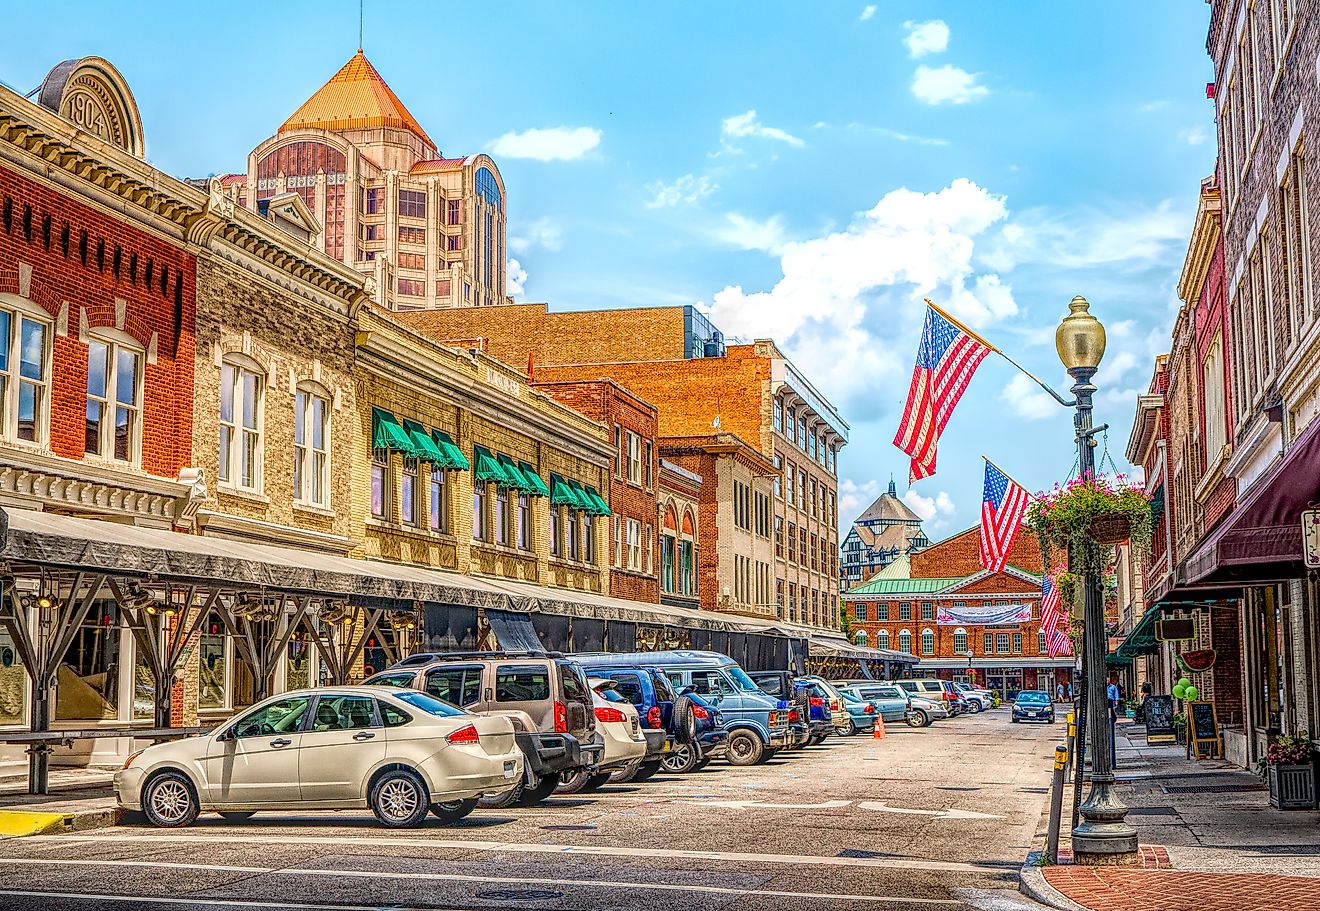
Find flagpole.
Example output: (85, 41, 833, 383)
(924, 298, 1075, 408)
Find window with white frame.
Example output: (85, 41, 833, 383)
(219, 359, 264, 491)
(1202, 336, 1227, 460)
(953, 628, 968, 654)
(625, 518, 642, 571)
(877, 629, 890, 649)
(401, 458, 420, 527)
(996, 632, 1010, 654)
(370, 448, 388, 518)
(0, 303, 49, 444)
(1038, 629, 1047, 653)
(85, 334, 142, 463)
(921, 628, 935, 656)
(517, 494, 530, 549)
(626, 431, 642, 484)
(430, 468, 448, 533)
(898, 629, 911, 653)
(494, 486, 510, 545)
(293, 386, 329, 507)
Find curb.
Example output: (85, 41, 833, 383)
(1019, 853, 1091, 911)
(0, 806, 121, 838)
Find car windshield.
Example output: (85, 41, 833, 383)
(392, 690, 465, 717)
(1017, 691, 1051, 704)
(726, 666, 761, 693)
(596, 687, 627, 704)
(840, 691, 862, 704)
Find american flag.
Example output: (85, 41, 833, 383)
(979, 460, 1030, 573)
(1040, 576, 1072, 657)
(892, 305, 992, 482)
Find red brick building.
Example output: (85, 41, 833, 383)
(532, 378, 659, 602)
(842, 527, 1074, 697)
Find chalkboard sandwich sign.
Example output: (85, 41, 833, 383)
(1144, 695, 1175, 744)
(1188, 701, 1220, 760)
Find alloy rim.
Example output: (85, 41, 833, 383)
(730, 737, 752, 760)
(379, 779, 419, 820)
(149, 780, 191, 822)
(663, 746, 691, 771)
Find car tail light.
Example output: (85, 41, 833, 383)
(446, 724, 480, 745)
(788, 708, 800, 723)
(122, 750, 144, 770)
(864, 704, 876, 714)
(692, 705, 710, 720)
(594, 706, 627, 724)
(553, 701, 568, 733)
(809, 697, 824, 707)
(647, 706, 662, 728)
(830, 700, 840, 712)
(769, 710, 781, 726)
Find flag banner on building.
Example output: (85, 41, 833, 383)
(1040, 574, 1072, 657)
(978, 459, 1030, 574)
(936, 602, 1033, 626)
(892, 304, 992, 483)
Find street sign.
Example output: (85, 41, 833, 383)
(1304, 509, 1320, 568)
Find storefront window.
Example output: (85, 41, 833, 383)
(198, 612, 227, 711)
(286, 635, 311, 690)
(133, 639, 154, 720)
(0, 628, 26, 725)
(56, 601, 122, 721)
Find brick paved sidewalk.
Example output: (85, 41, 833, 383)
(1042, 866, 1320, 911)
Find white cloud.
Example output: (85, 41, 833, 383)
(490, 126, 601, 161)
(646, 173, 718, 208)
(507, 258, 528, 298)
(704, 178, 1013, 418)
(838, 478, 881, 525)
(902, 488, 957, 534)
(1139, 100, 1170, 113)
(989, 200, 1186, 272)
(912, 64, 989, 105)
(1178, 125, 1208, 146)
(1000, 373, 1063, 421)
(722, 110, 804, 148)
(859, 5, 877, 21)
(715, 213, 790, 254)
(903, 20, 950, 58)
(509, 217, 563, 254)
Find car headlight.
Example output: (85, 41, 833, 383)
(122, 750, 145, 770)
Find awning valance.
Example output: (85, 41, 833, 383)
(581, 484, 611, 517)
(1115, 605, 1162, 659)
(372, 408, 418, 456)
(431, 430, 469, 471)
(519, 461, 550, 497)
(497, 454, 540, 495)
(402, 419, 447, 464)
(473, 445, 511, 486)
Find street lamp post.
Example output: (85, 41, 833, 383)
(1055, 295, 1138, 861)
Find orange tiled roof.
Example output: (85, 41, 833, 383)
(410, 157, 468, 174)
(281, 50, 434, 149)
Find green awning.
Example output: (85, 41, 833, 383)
(474, 445, 512, 486)
(402, 419, 447, 463)
(497, 454, 538, 494)
(430, 430, 470, 470)
(372, 408, 419, 456)
(582, 484, 612, 516)
(1115, 605, 1162, 660)
(550, 473, 585, 509)
(518, 461, 550, 497)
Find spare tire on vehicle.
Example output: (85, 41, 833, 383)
(671, 695, 698, 743)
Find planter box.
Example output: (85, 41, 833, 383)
(1268, 763, 1317, 810)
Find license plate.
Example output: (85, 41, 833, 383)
(503, 761, 517, 779)
(663, 739, 672, 751)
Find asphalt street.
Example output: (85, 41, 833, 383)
(0, 708, 1064, 911)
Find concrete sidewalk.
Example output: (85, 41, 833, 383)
(0, 766, 121, 836)
(1023, 720, 1320, 911)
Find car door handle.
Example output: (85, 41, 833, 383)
(352, 731, 376, 741)
(270, 738, 291, 748)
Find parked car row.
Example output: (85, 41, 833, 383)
(114, 654, 1003, 829)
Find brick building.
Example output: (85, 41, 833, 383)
(842, 527, 1074, 697)
(401, 304, 848, 631)
(531, 378, 659, 602)
(209, 51, 509, 311)
(658, 457, 702, 610)
(840, 479, 930, 590)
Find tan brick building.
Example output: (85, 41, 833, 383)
(531, 378, 659, 603)
(400, 304, 848, 631)
(209, 51, 509, 312)
(658, 457, 702, 610)
(842, 527, 1073, 697)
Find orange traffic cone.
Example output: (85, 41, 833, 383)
(873, 713, 886, 740)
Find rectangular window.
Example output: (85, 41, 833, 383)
(774, 455, 782, 498)
(397, 278, 426, 297)
(644, 440, 653, 490)
(430, 468, 447, 532)
(447, 234, 461, 251)
(398, 225, 426, 245)
(219, 362, 262, 490)
(550, 506, 560, 556)
(773, 398, 783, 430)
(921, 602, 934, 621)
(1012, 633, 1023, 654)
(517, 494, 530, 549)
(614, 425, 623, 478)
(568, 510, 580, 561)
(984, 632, 993, 653)
(436, 278, 452, 298)
(810, 533, 818, 570)
(473, 482, 487, 542)
(799, 528, 808, 566)
(644, 523, 652, 573)
(361, 223, 383, 242)
(1202, 336, 1226, 460)
(495, 667, 550, 702)
(953, 630, 968, 654)
(448, 198, 462, 225)
(626, 519, 642, 571)
(370, 449, 388, 519)
(397, 252, 426, 270)
(899, 602, 911, 621)
(363, 188, 384, 214)
(1038, 630, 1047, 654)
(996, 633, 1010, 655)
(854, 603, 867, 621)
(85, 337, 142, 464)
(293, 389, 329, 507)
(584, 515, 595, 564)
(401, 458, 421, 526)
(494, 486, 510, 545)
(0, 312, 47, 444)
(785, 463, 795, 504)
(786, 407, 796, 441)
(627, 432, 642, 484)
(775, 516, 784, 557)
(787, 522, 797, 562)
(398, 189, 426, 218)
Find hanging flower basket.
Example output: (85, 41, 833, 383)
(1088, 513, 1132, 545)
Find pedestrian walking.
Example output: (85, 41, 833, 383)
(1107, 678, 1121, 717)
(1056, 682, 1065, 703)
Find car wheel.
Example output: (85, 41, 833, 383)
(218, 811, 256, 822)
(905, 709, 929, 728)
(370, 768, 430, 829)
(609, 759, 643, 784)
(837, 718, 857, 737)
(725, 729, 766, 766)
(661, 743, 699, 774)
(142, 771, 199, 829)
(430, 797, 479, 823)
(477, 778, 524, 810)
(517, 773, 561, 806)
(969, 701, 982, 714)
(631, 760, 663, 782)
(557, 769, 612, 794)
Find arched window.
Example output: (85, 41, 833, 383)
(854, 630, 867, 646)
(679, 509, 697, 596)
(476, 167, 502, 209)
(921, 628, 935, 656)
(219, 353, 266, 492)
(898, 629, 911, 653)
(877, 629, 890, 649)
(953, 628, 968, 655)
(660, 505, 678, 594)
(294, 381, 331, 508)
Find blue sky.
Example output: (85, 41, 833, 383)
(3, 2, 1214, 540)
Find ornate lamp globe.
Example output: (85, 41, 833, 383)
(1055, 295, 1107, 372)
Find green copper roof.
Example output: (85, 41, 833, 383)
(845, 577, 962, 595)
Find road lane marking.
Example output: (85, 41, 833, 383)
(0, 858, 963, 905)
(0, 892, 436, 911)
(856, 802, 1005, 820)
(42, 832, 1001, 873)
(683, 798, 1004, 819)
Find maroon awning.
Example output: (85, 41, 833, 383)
(1186, 416, 1320, 584)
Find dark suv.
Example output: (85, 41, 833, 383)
(365, 651, 601, 807)
(749, 671, 818, 747)
(577, 663, 689, 781)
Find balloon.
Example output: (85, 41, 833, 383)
(1173, 685, 1187, 699)
(1178, 677, 1192, 689)
(1184, 686, 1200, 701)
